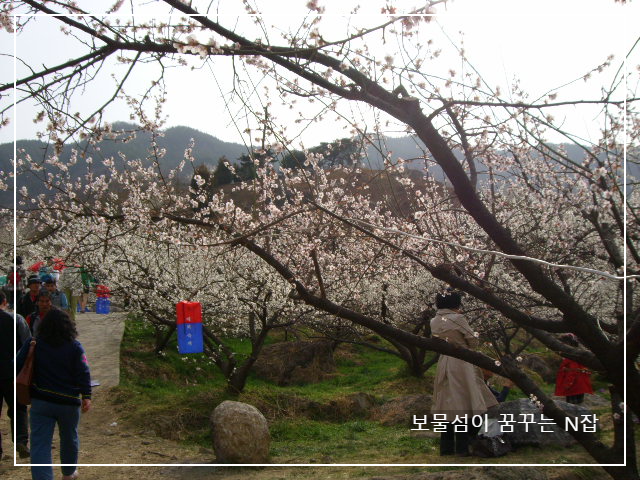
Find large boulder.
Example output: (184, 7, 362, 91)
(370, 394, 432, 426)
(553, 393, 610, 409)
(253, 340, 336, 385)
(486, 398, 598, 448)
(210, 401, 270, 463)
(520, 354, 556, 384)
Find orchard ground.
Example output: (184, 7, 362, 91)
(0, 310, 628, 480)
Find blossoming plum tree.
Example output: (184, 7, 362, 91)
(23, 216, 321, 394)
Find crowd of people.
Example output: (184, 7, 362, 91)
(1, 257, 94, 480)
(3, 256, 96, 315)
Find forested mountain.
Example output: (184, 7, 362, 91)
(0, 122, 248, 175)
(1, 121, 633, 207)
(0, 123, 249, 206)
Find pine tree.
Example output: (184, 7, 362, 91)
(235, 153, 257, 182)
(212, 156, 236, 186)
(279, 149, 306, 170)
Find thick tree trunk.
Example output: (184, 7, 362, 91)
(154, 324, 176, 354)
(225, 372, 246, 396)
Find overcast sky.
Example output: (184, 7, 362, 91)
(1, 0, 638, 147)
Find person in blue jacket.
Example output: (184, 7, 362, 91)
(42, 274, 69, 313)
(16, 308, 91, 480)
(482, 368, 514, 402)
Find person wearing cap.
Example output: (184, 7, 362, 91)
(17, 275, 42, 319)
(42, 274, 69, 314)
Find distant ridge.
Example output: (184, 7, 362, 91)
(1, 122, 634, 207)
(0, 123, 249, 206)
(1, 122, 249, 172)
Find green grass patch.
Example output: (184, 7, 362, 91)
(114, 315, 608, 465)
(268, 419, 432, 463)
(243, 343, 427, 403)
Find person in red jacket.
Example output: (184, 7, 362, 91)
(555, 333, 593, 404)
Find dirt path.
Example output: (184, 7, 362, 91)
(1, 312, 209, 480)
(76, 312, 126, 389)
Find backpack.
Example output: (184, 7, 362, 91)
(470, 434, 512, 457)
(470, 417, 513, 458)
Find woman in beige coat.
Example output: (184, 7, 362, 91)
(430, 291, 498, 456)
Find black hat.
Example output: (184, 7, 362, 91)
(435, 289, 463, 309)
(27, 276, 41, 285)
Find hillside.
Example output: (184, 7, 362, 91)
(1, 122, 634, 208)
(0, 123, 249, 206)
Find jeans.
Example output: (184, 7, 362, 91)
(30, 398, 80, 480)
(0, 379, 29, 451)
